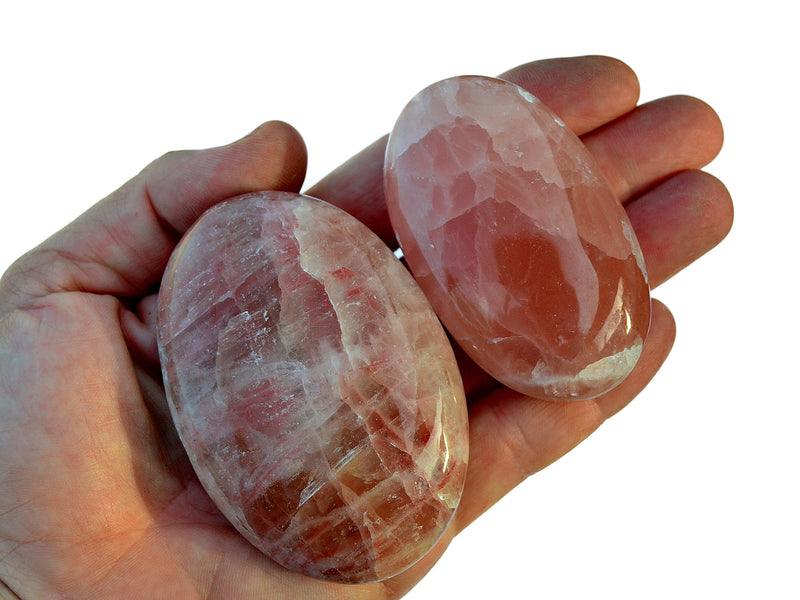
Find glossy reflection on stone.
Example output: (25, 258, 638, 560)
(385, 75, 651, 400)
(157, 192, 468, 583)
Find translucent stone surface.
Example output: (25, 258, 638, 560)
(385, 76, 651, 399)
(157, 192, 468, 583)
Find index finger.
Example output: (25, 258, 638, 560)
(305, 55, 641, 245)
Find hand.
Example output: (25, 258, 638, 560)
(0, 56, 732, 599)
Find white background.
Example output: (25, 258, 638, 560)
(1, 1, 797, 598)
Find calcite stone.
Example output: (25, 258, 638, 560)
(384, 76, 651, 399)
(157, 192, 468, 583)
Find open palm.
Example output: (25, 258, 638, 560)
(0, 56, 732, 599)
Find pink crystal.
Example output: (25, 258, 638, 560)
(157, 192, 468, 583)
(384, 76, 651, 399)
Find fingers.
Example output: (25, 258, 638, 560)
(584, 95, 724, 203)
(306, 56, 729, 406)
(498, 55, 640, 136)
(309, 60, 726, 285)
(454, 299, 676, 531)
(306, 55, 643, 246)
(0, 121, 307, 310)
(628, 170, 734, 288)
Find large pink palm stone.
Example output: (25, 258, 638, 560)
(385, 76, 651, 400)
(157, 192, 468, 583)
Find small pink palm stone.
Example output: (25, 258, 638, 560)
(157, 192, 468, 583)
(385, 75, 651, 400)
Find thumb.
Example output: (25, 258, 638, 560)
(0, 120, 307, 312)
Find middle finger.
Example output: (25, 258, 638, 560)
(582, 94, 724, 203)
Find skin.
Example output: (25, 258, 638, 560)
(0, 56, 733, 599)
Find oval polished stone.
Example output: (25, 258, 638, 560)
(157, 192, 468, 583)
(385, 76, 651, 400)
